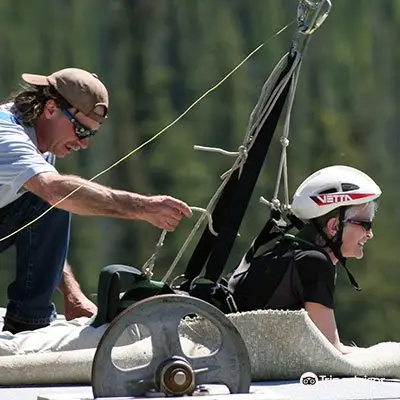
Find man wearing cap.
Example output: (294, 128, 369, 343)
(0, 68, 192, 334)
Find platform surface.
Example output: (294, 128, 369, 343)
(1, 378, 400, 400)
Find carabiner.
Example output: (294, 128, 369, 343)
(297, 0, 332, 35)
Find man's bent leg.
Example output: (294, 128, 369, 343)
(2, 193, 71, 333)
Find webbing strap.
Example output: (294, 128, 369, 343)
(244, 209, 288, 263)
(311, 218, 361, 290)
(184, 58, 295, 283)
(174, 0, 332, 287)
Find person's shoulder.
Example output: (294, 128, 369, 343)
(0, 105, 27, 134)
(0, 115, 21, 130)
(0, 105, 39, 151)
(294, 245, 335, 283)
(294, 246, 332, 265)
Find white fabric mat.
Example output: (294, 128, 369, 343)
(0, 307, 399, 385)
(180, 309, 400, 381)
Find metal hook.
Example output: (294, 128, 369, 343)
(297, 0, 332, 35)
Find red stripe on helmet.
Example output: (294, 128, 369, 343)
(310, 193, 375, 206)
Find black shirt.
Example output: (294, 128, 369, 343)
(295, 247, 336, 308)
(228, 239, 336, 311)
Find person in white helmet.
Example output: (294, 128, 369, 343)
(229, 165, 381, 355)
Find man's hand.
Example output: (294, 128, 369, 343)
(63, 293, 97, 320)
(142, 195, 192, 231)
(58, 260, 97, 320)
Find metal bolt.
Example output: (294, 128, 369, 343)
(172, 370, 187, 386)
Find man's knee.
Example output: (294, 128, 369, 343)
(7, 194, 71, 327)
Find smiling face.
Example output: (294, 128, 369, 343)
(341, 218, 373, 259)
(325, 202, 376, 261)
(35, 99, 103, 158)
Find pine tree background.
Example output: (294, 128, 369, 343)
(1, 0, 400, 346)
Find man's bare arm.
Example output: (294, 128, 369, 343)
(58, 260, 97, 320)
(24, 172, 192, 231)
(25, 171, 147, 218)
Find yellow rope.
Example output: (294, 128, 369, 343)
(0, 21, 293, 242)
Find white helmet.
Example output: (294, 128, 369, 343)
(291, 165, 381, 220)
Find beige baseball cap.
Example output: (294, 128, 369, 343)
(22, 67, 109, 123)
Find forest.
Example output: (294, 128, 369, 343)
(0, 0, 400, 347)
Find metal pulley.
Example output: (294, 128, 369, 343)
(156, 356, 196, 395)
(91, 294, 251, 398)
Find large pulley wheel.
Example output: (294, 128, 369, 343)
(92, 294, 251, 398)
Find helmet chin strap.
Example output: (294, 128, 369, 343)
(311, 208, 361, 291)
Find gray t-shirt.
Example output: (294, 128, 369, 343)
(0, 103, 57, 209)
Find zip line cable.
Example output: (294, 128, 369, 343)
(0, 21, 294, 243)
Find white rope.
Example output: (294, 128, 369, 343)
(270, 63, 302, 211)
(239, 53, 302, 159)
(161, 54, 298, 284)
(141, 207, 217, 279)
(141, 229, 167, 278)
(262, 0, 328, 214)
(193, 145, 245, 157)
(220, 53, 301, 181)
(159, 0, 332, 283)
(191, 207, 218, 236)
(260, 1, 333, 214)
(161, 181, 229, 283)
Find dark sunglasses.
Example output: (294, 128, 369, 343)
(61, 109, 97, 139)
(347, 219, 373, 231)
